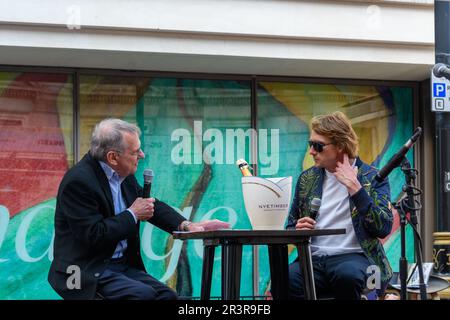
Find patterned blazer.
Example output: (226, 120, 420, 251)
(287, 157, 393, 295)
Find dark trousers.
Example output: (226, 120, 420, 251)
(289, 252, 371, 300)
(97, 258, 178, 300)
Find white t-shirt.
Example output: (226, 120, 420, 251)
(310, 167, 363, 256)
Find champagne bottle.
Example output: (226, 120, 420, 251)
(236, 159, 253, 176)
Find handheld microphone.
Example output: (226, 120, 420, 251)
(375, 127, 422, 182)
(143, 169, 154, 198)
(309, 198, 321, 220)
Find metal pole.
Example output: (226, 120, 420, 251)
(434, 1, 450, 280)
(251, 76, 259, 298)
(400, 211, 407, 300)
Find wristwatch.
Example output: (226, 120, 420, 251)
(179, 220, 192, 231)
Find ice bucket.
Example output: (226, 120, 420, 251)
(241, 176, 292, 230)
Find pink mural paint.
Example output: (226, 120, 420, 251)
(0, 73, 70, 217)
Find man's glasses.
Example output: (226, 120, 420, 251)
(308, 140, 333, 153)
(129, 148, 143, 157)
(111, 148, 143, 157)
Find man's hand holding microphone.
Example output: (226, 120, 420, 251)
(129, 197, 155, 221)
(126, 169, 156, 221)
(295, 198, 321, 230)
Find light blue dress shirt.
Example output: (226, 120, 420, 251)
(99, 161, 137, 259)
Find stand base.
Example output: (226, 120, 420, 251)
(388, 274, 450, 300)
(438, 276, 450, 299)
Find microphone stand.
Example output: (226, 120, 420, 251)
(394, 157, 427, 300)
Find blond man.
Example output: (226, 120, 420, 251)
(287, 112, 393, 300)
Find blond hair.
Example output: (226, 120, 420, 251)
(311, 111, 359, 158)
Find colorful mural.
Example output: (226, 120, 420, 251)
(0, 72, 73, 298)
(78, 77, 253, 298)
(257, 82, 415, 276)
(0, 73, 414, 299)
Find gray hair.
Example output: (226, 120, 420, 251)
(90, 118, 141, 161)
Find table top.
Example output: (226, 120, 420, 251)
(173, 228, 346, 245)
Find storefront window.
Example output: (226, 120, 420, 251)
(79, 75, 252, 298)
(0, 72, 73, 299)
(257, 82, 415, 292)
(0, 72, 415, 299)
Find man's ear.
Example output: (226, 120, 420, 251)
(335, 143, 344, 153)
(336, 151, 344, 164)
(106, 151, 119, 166)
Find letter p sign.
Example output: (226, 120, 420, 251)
(433, 83, 446, 98)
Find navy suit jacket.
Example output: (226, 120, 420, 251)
(48, 152, 185, 299)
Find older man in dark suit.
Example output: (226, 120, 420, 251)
(48, 118, 229, 300)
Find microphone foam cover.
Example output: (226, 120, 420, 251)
(311, 198, 321, 212)
(143, 169, 154, 184)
